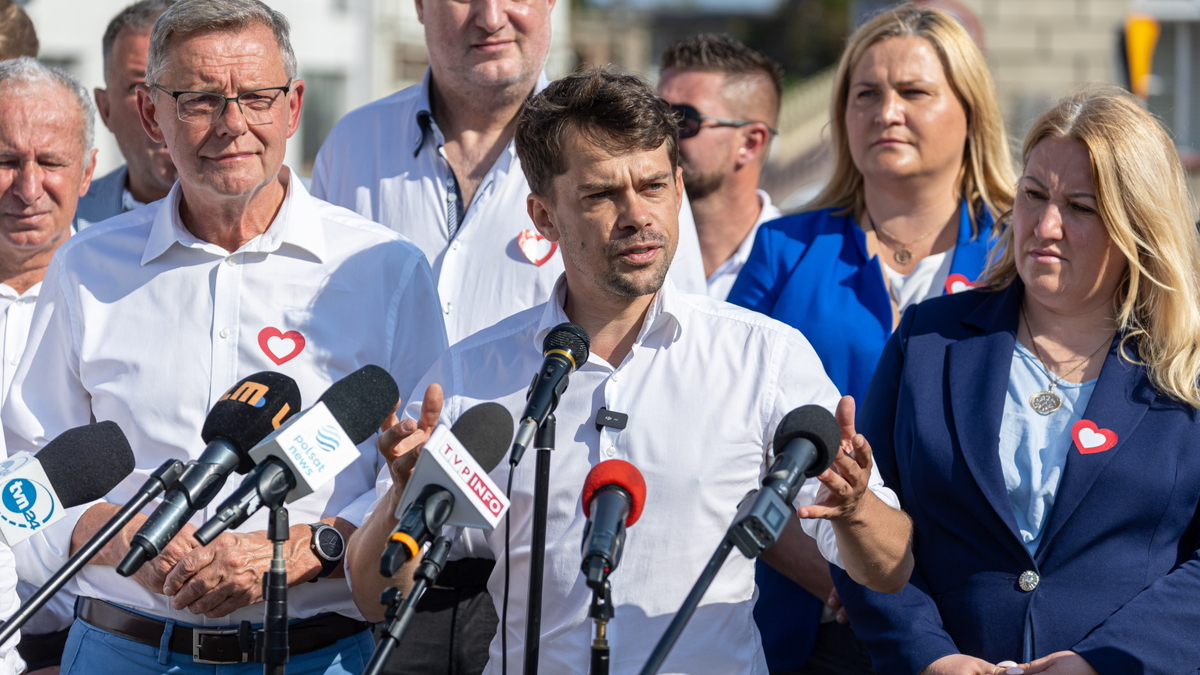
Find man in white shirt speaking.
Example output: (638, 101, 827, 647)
(348, 67, 914, 675)
(2, 1, 447, 674)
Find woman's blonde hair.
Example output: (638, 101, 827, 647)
(978, 87, 1200, 407)
(809, 4, 1015, 234)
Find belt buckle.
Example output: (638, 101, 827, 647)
(192, 627, 245, 665)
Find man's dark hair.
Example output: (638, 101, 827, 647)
(0, 0, 38, 60)
(102, 0, 176, 73)
(660, 33, 784, 121)
(516, 66, 680, 197)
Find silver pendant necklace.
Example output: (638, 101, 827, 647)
(1020, 303, 1110, 415)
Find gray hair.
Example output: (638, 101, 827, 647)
(102, 0, 177, 75)
(0, 57, 96, 152)
(145, 0, 297, 86)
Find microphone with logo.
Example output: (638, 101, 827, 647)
(579, 460, 646, 675)
(639, 405, 840, 675)
(509, 323, 589, 468)
(116, 372, 302, 576)
(364, 402, 514, 675)
(0, 421, 136, 643)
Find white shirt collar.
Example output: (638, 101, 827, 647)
(412, 67, 552, 157)
(533, 274, 686, 359)
(141, 167, 325, 266)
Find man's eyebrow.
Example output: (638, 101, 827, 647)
(642, 172, 672, 183)
(577, 181, 619, 194)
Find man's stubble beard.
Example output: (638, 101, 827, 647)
(681, 161, 725, 202)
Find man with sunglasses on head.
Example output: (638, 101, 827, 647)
(658, 34, 784, 301)
(2, 1, 447, 673)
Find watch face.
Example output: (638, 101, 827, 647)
(316, 527, 345, 560)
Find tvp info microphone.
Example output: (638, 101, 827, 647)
(117, 372, 302, 576)
(194, 365, 399, 545)
(728, 405, 840, 558)
(510, 323, 589, 467)
(580, 460, 646, 589)
(0, 422, 135, 546)
(381, 402, 514, 576)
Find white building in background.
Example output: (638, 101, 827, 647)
(18, 0, 574, 178)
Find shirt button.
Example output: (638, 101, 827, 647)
(611, 374, 620, 383)
(447, 192, 458, 202)
(8, 356, 17, 366)
(605, 446, 616, 458)
(451, 241, 460, 251)
(443, 302, 453, 315)
(225, 257, 236, 267)
(1018, 570, 1040, 592)
(219, 327, 230, 339)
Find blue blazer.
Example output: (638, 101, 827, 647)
(835, 283, 1200, 675)
(728, 205, 996, 670)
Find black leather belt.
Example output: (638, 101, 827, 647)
(77, 597, 371, 665)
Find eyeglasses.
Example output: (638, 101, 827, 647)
(671, 104, 779, 139)
(150, 82, 292, 125)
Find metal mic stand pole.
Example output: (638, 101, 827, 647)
(0, 459, 186, 645)
(637, 536, 736, 675)
(362, 536, 453, 675)
(589, 578, 613, 675)
(260, 504, 289, 675)
(523, 414, 555, 675)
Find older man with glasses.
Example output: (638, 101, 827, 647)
(2, 1, 447, 674)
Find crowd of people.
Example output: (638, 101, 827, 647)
(0, 0, 1198, 674)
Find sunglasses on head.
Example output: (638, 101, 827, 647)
(671, 104, 780, 139)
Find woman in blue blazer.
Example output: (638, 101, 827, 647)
(728, 6, 1016, 672)
(836, 89, 1200, 675)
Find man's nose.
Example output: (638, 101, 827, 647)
(11, 162, 45, 205)
(476, 0, 509, 34)
(214, 98, 249, 136)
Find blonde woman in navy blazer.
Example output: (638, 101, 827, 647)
(835, 89, 1200, 675)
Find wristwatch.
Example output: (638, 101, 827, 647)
(307, 524, 345, 582)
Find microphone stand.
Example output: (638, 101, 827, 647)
(523, 414, 555, 675)
(589, 578, 613, 675)
(362, 535, 452, 675)
(261, 504, 289, 675)
(0, 459, 186, 644)
(637, 536, 735, 675)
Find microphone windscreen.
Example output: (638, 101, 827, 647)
(451, 403, 514, 473)
(203, 371, 302, 473)
(36, 421, 135, 507)
(318, 365, 400, 445)
(773, 405, 841, 478)
(543, 323, 590, 368)
(581, 459, 646, 526)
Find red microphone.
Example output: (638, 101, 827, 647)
(580, 459, 647, 589)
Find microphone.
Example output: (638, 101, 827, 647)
(194, 365, 399, 545)
(116, 372, 302, 576)
(381, 402, 513, 576)
(510, 323, 589, 467)
(727, 405, 840, 558)
(580, 460, 646, 590)
(0, 421, 135, 546)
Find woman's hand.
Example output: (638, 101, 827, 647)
(377, 383, 443, 497)
(1018, 652, 1098, 675)
(798, 396, 874, 521)
(920, 654, 1019, 675)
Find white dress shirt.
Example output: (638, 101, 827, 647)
(0, 544, 24, 675)
(706, 189, 783, 301)
(366, 277, 899, 675)
(311, 68, 710, 344)
(3, 170, 448, 627)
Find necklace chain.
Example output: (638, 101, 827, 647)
(1020, 303, 1112, 390)
(867, 212, 946, 266)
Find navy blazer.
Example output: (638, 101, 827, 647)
(834, 283, 1200, 675)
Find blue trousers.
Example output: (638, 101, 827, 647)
(59, 615, 375, 675)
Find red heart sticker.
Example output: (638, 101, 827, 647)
(517, 229, 557, 267)
(1071, 419, 1118, 455)
(945, 273, 974, 295)
(258, 327, 306, 365)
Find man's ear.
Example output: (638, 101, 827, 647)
(94, 88, 114, 131)
(285, 79, 305, 139)
(137, 85, 165, 144)
(735, 123, 772, 170)
(414, 0, 425, 24)
(674, 165, 685, 214)
(78, 148, 99, 197)
(527, 192, 562, 243)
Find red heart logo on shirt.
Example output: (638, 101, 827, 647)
(258, 327, 306, 365)
(518, 229, 557, 267)
(1071, 419, 1118, 454)
(945, 273, 974, 295)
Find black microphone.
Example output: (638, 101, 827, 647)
(116, 372, 302, 576)
(0, 421, 136, 546)
(510, 323, 589, 467)
(194, 365, 399, 545)
(580, 460, 646, 590)
(381, 402, 514, 576)
(727, 405, 840, 558)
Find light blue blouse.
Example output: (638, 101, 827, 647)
(998, 343, 1097, 555)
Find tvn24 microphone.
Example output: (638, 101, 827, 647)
(580, 459, 646, 590)
(727, 405, 840, 558)
(510, 323, 589, 467)
(381, 402, 514, 576)
(116, 372, 302, 576)
(194, 365, 399, 544)
(0, 421, 135, 546)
